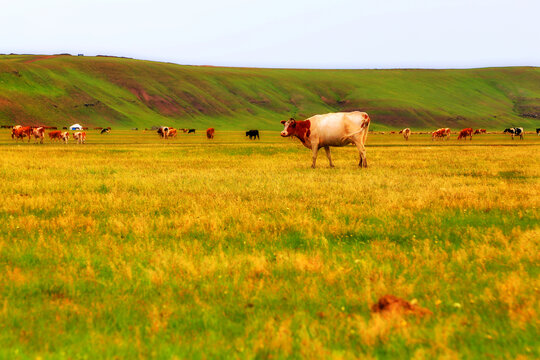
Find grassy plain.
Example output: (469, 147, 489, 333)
(0, 130, 539, 359)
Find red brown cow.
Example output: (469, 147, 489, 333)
(12, 126, 33, 142)
(168, 128, 177, 138)
(48, 130, 69, 143)
(431, 128, 446, 141)
(32, 127, 45, 144)
(48, 130, 63, 141)
(280, 111, 370, 168)
(457, 128, 473, 140)
(206, 128, 215, 139)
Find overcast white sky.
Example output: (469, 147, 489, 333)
(1, 0, 538, 68)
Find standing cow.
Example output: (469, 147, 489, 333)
(206, 128, 215, 139)
(536, 128, 540, 136)
(504, 127, 524, 140)
(246, 129, 260, 140)
(32, 127, 45, 144)
(73, 131, 86, 144)
(457, 128, 473, 140)
(12, 126, 33, 142)
(399, 128, 411, 140)
(280, 111, 370, 168)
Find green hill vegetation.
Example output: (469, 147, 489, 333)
(0, 54, 539, 130)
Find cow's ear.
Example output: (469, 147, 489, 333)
(281, 120, 286, 124)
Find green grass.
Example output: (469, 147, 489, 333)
(0, 55, 539, 130)
(0, 130, 538, 358)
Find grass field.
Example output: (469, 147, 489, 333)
(1, 130, 539, 359)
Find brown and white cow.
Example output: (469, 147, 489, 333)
(457, 128, 473, 140)
(432, 128, 450, 141)
(280, 111, 370, 168)
(32, 127, 45, 144)
(399, 128, 411, 140)
(72, 131, 86, 144)
(61, 131, 70, 143)
(206, 128, 215, 139)
(12, 126, 33, 142)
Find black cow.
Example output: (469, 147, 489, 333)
(536, 128, 540, 136)
(100, 128, 110, 134)
(503, 127, 524, 140)
(246, 129, 260, 140)
(188, 129, 196, 134)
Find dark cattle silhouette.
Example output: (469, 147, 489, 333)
(245, 130, 260, 140)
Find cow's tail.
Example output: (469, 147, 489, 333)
(341, 113, 371, 143)
(362, 114, 370, 144)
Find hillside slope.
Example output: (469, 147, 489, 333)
(0, 54, 539, 130)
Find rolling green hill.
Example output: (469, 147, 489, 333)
(0, 54, 539, 130)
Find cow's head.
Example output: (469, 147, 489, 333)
(280, 118, 296, 137)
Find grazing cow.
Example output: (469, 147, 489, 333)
(100, 128, 110, 134)
(188, 128, 196, 134)
(12, 126, 33, 142)
(399, 128, 411, 140)
(206, 128, 215, 139)
(536, 128, 539, 136)
(157, 126, 169, 139)
(32, 127, 45, 144)
(61, 132, 70, 143)
(181, 128, 188, 133)
(280, 111, 370, 168)
(72, 131, 86, 144)
(431, 128, 447, 141)
(246, 129, 260, 140)
(457, 128, 473, 140)
(504, 127, 524, 140)
(168, 128, 177, 138)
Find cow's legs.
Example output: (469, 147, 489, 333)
(324, 146, 334, 168)
(354, 141, 367, 168)
(311, 146, 319, 168)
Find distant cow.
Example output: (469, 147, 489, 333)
(157, 126, 177, 139)
(246, 129, 260, 140)
(73, 131, 86, 144)
(48, 130, 63, 141)
(49, 130, 69, 143)
(100, 128, 110, 134)
(536, 128, 539, 136)
(157, 126, 169, 138)
(206, 128, 215, 139)
(280, 111, 370, 168)
(188, 129, 196, 134)
(474, 129, 487, 134)
(32, 127, 45, 144)
(181, 128, 188, 133)
(431, 128, 447, 141)
(399, 128, 411, 140)
(12, 126, 33, 142)
(504, 127, 524, 140)
(457, 128, 473, 140)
